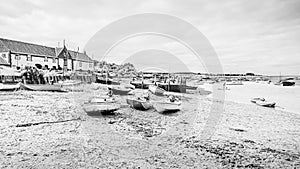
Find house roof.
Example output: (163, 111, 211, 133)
(68, 50, 93, 62)
(0, 38, 94, 62)
(0, 38, 56, 57)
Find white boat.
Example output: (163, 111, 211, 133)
(152, 100, 182, 113)
(226, 81, 243, 85)
(251, 98, 276, 108)
(82, 104, 120, 116)
(0, 83, 20, 91)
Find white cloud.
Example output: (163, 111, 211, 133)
(0, 0, 299, 74)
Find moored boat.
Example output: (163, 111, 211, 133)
(96, 77, 120, 85)
(251, 97, 276, 108)
(152, 100, 182, 113)
(108, 86, 131, 95)
(281, 80, 295, 86)
(82, 104, 120, 116)
(126, 98, 152, 110)
(148, 85, 165, 96)
(225, 81, 243, 85)
(0, 83, 20, 91)
(20, 83, 67, 92)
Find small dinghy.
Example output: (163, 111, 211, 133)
(0, 83, 20, 91)
(83, 104, 120, 116)
(126, 98, 152, 110)
(56, 80, 82, 86)
(153, 96, 182, 113)
(90, 98, 114, 103)
(153, 100, 182, 113)
(251, 98, 276, 108)
(108, 86, 131, 95)
(20, 83, 67, 92)
(83, 96, 119, 116)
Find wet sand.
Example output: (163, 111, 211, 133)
(0, 85, 299, 168)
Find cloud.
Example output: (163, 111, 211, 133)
(0, 0, 299, 74)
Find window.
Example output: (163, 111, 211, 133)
(89, 63, 92, 68)
(52, 58, 56, 63)
(79, 61, 82, 67)
(2, 53, 6, 58)
(15, 55, 21, 60)
(26, 55, 32, 61)
(44, 57, 48, 62)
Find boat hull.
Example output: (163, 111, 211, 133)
(0, 83, 20, 91)
(126, 98, 152, 110)
(20, 83, 66, 92)
(109, 87, 131, 95)
(153, 101, 182, 113)
(83, 104, 120, 116)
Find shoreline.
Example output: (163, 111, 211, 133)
(0, 86, 299, 168)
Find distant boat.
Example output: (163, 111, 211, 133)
(108, 86, 131, 95)
(281, 79, 295, 86)
(56, 80, 82, 86)
(251, 97, 276, 108)
(96, 77, 120, 85)
(130, 80, 154, 89)
(89, 96, 115, 103)
(20, 83, 67, 92)
(126, 98, 152, 110)
(0, 83, 20, 91)
(226, 81, 243, 85)
(152, 100, 182, 113)
(149, 85, 165, 96)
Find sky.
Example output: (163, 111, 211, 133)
(0, 0, 299, 75)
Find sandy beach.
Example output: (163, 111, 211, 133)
(0, 84, 299, 169)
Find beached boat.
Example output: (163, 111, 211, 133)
(56, 80, 82, 86)
(126, 98, 152, 110)
(281, 80, 295, 86)
(82, 104, 120, 116)
(148, 85, 165, 96)
(251, 97, 265, 103)
(96, 77, 120, 85)
(0, 83, 20, 91)
(20, 83, 67, 92)
(157, 83, 186, 93)
(108, 86, 131, 95)
(89, 96, 115, 103)
(152, 100, 182, 113)
(251, 98, 276, 108)
(130, 80, 154, 89)
(226, 81, 243, 85)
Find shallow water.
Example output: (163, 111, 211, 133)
(225, 82, 300, 114)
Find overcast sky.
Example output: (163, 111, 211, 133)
(0, 0, 299, 75)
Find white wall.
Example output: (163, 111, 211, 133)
(74, 60, 94, 71)
(58, 58, 73, 70)
(10, 54, 57, 69)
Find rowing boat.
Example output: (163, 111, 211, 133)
(0, 83, 20, 91)
(108, 86, 131, 95)
(20, 83, 67, 92)
(83, 104, 120, 116)
(251, 97, 276, 108)
(126, 98, 152, 110)
(152, 100, 182, 113)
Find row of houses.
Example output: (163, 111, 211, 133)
(0, 38, 94, 71)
